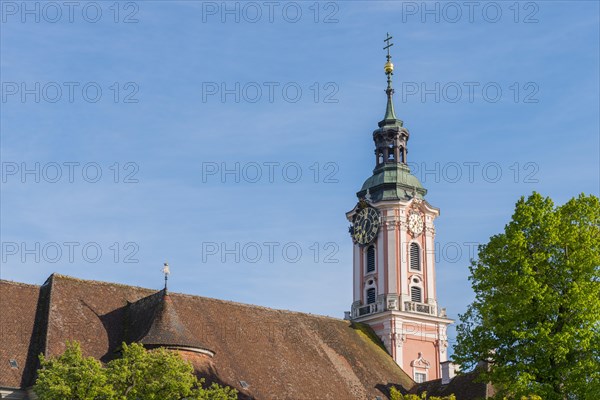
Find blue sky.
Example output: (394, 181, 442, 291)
(1, 1, 599, 351)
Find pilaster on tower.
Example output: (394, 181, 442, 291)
(345, 34, 453, 383)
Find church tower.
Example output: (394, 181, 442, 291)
(346, 35, 453, 383)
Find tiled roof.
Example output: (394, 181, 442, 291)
(0, 280, 48, 389)
(126, 289, 214, 354)
(1, 274, 416, 399)
(411, 367, 495, 400)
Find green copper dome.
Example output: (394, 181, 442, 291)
(357, 163, 426, 202)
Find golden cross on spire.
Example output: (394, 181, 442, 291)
(383, 33, 395, 76)
(383, 33, 394, 62)
(381, 33, 397, 123)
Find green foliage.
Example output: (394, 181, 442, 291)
(194, 383, 239, 400)
(107, 343, 199, 399)
(453, 193, 600, 400)
(389, 386, 455, 400)
(34, 341, 238, 400)
(390, 386, 403, 400)
(518, 396, 542, 400)
(35, 341, 114, 400)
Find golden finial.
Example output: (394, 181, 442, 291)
(384, 60, 394, 74)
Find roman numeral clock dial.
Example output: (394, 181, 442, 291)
(408, 212, 424, 236)
(350, 206, 381, 245)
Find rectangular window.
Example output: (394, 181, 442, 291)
(414, 372, 426, 383)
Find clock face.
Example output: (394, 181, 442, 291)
(351, 207, 380, 245)
(408, 212, 424, 236)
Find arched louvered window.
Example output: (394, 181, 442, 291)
(366, 288, 376, 304)
(410, 243, 421, 271)
(411, 286, 422, 303)
(366, 246, 375, 273)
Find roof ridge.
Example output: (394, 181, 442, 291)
(50, 273, 158, 293)
(49, 273, 347, 322)
(173, 291, 347, 321)
(43, 274, 56, 358)
(0, 280, 41, 288)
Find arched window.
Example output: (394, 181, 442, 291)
(366, 245, 375, 273)
(366, 288, 376, 304)
(411, 286, 422, 303)
(410, 243, 421, 271)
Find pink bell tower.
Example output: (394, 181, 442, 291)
(346, 34, 453, 383)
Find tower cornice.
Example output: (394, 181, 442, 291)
(352, 309, 454, 326)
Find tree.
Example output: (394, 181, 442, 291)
(34, 341, 238, 400)
(35, 341, 114, 400)
(453, 192, 600, 399)
(107, 343, 198, 399)
(389, 386, 456, 400)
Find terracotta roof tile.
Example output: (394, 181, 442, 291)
(2, 274, 416, 399)
(0, 280, 44, 388)
(127, 289, 213, 354)
(411, 367, 496, 400)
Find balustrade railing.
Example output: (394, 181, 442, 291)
(351, 299, 446, 318)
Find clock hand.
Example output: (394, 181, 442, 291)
(362, 220, 369, 236)
(356, 219, 364, 233)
